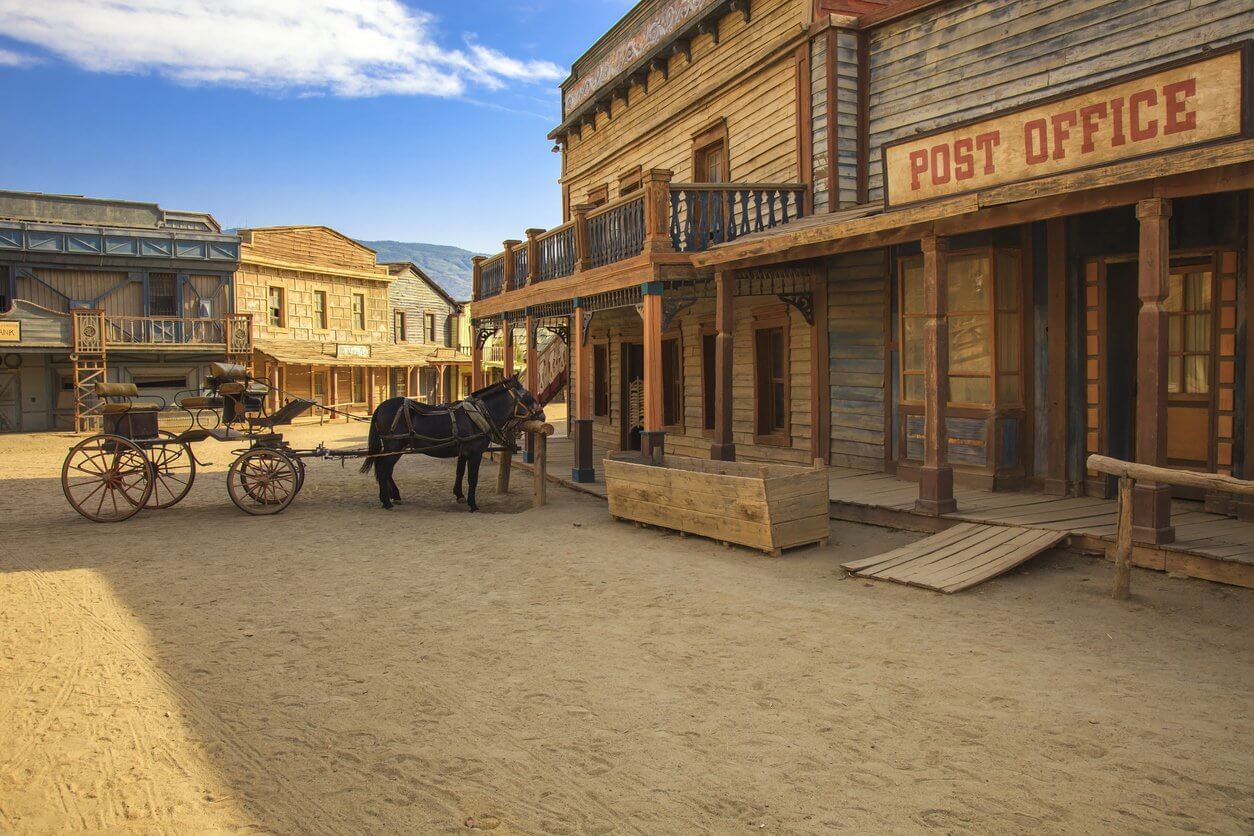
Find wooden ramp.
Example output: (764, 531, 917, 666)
(841, 523, 1069, 593)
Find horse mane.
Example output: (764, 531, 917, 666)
(469, 376, 518, 399)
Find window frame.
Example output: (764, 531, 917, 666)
(267, 286, 286, 328)
(751, 308, 790, 446)
(592, 340, 610, 420)
(351, 293, 366, 331)
(313, 289, 328, 330)
(394, 309, 407, 342)
(586, 184, 609, 207)
(618, 166, 643, 197)
(1165, 261, 1216, 399)
(426, 312, 438, 343)
(691, 118, 730, 184)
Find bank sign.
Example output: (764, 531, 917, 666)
(0, 322, 19, 343)
(883, 45, 1251, 208)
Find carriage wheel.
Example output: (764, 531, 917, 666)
(145, 432, 196, 509)
(293, 457, 307, 495)
(228, 449, 299, 515)
(62, 434, 153, 522)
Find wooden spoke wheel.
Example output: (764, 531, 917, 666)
(293, 456, 307, 495)
(228, 449, 299, 516)
(145, 432, 196, 509)
(62, 434, 154, 523)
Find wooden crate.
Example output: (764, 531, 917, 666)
(604, 453, 831, 556)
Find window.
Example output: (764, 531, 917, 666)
(619, 167, 642, 196)
(268, 287, 285, 327)
(352, 293, 365, 330)
(148, 273, 177, 316)
(692, 121, 729, 184)
(593, 343, 609, 417)
(701, 329, 717, 431)
(586, 185, 609, 207)
(753, 321, 788, 439)
(899, 248, 1022, 408)
(313, 290, 328, 329)
(449, 315, 460, 349)
(1166, 269, 1213, 395)
(661, 337, 682, 428)
(351, 368, 365, 403)
(426, 313, 437, 343)
(394, 310, 407, 342)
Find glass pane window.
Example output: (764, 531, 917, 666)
(314, 291, 327, 329)
(352, 294, 366, 330)
(754, 325, 787, 435)
(1165, 270, 1212, 395)
(268, 287, 284, 327)
(946, 253, 990, 312)
(949, 314, 991, 374)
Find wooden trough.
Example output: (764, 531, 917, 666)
(604, 453, 831, 556)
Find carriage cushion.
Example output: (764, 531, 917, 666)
(209, 362, 248, 381)
(94, 382, 140, 398)
(101, 402, 159, 414)
(219, 382, 268, 396)
(179, 396, 222, 409)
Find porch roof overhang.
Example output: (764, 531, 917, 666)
(254, 339, 445, 369)
(693, 138, 1254, 271)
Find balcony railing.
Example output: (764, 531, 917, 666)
(669, 183, 808, 253)
(72, 310, 253, 354)
(471, 170, 808, 301)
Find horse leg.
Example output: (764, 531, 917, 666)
(466, 452, 482, 512)
(390, 473, 402, 504)
(454, 455, 466, 503)
(377, 455, 398, 509)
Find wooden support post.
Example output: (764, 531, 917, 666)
(643, 169, 675, 254)
(533, 433, 548, 508)
(502, 239, 521, 291)
(571, 301, 596, 483)
(525, 228, 543, 286)
(330, 367, 338, 420)
(269, 362, 280, 414)
(367, 367, 375, 413)
(810, 264, 830, 464)
(916, 233, 957, 516)
(471, 255, 485, 302)
(572, 205, 593, 273)
(524, 315, 539, 463)
(1241, 189, 1254, 521)
(497, 449, 513, 494)
(471, 333, 485, 391)
(503, 325, 515, 380)
(641, 282, 666, 463)
(1133, 198, 1175, 545)
(1111, 475, 1134, 600)
(711, 271, 736, 461)
(1045, 218, 1069, 495)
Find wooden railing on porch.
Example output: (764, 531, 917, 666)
(470, 170, 809, 301)
(106, 316, 228, 346)
(1086, 454, 1254, 600)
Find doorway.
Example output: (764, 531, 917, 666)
(620, 341, 644, 451)
(0, 371, 19, 432)
(1104, 263, 1138, 495)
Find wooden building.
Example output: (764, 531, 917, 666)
(470, 0, 1254, 580)
(0, 190, 246, 431)
(234, 227, 429, 416)
(384, 261, 472, 402)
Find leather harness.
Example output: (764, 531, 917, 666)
(381, 386, 536, 455)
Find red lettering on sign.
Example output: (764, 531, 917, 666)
(1163, 78, 1197, 134)
(1050, 110, 1078, 160)
(909, 149, 928, 190)
(931, 144, 951, 184)
(953, 137, 974, 180)
(1024, 119, 1048, 164)
(975, 131, 1000, 173)
(1130, 89, 1158, 141)
(1110, 96, 1127, 147)
(1078, 102, 1107, 154)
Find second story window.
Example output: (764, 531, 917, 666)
(693, 121, 728, 183)
(449, 315, 460, 349)
(352, 293, 365, 330)
(619, 167, 643, 196)
(268, 286, 285, 328)
(426, 313, 437, 343)
(148, 273, 177, 317)
(394, 310, 407, 342)
(314, 290, 328, 329)
(586, 184, 609, 208)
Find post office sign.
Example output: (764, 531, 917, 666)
(883, 45, 1251, 208)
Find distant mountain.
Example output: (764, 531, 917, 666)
(358, 240, 482, 301)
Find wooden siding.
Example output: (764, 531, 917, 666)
(865, 0, 1254, 202)
(833, 29, 860, 207)
(239, 227, 383, 273)
(388, 267, 457, 346)
(563, 0, 808, 206)
(236, 263, 391, 345)
(827, 248, 889, 470)
(810, 34, 830, 213)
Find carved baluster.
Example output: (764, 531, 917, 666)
(670, 189, 682, 251)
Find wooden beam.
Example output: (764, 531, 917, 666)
(1045, 218, 1068, 495)
(711, 271, 736, 461)
(640, 283, 665, 462)
(571, 302, 595, 482)
(916, 234, 956, 516)
(810, 263, 830, 463)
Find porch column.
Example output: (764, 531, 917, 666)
(330, 367, 338, 418)
(571, 300, 596, 483)
(503, 325, 515, 380)
(916, 233, 957, 516)
(641, 281, 666, 463)
(435, 364, 446, 403)
(810, 264, 830, 465)
(710, 271, 736, 461)
(471, 326, 485, 391)
(524, 314, 538, 463)
(1133, 198, 1175, 544)
(1044, 218, 1069, 495)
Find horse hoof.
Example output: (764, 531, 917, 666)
(381, 504, 394, 511)
(455, 496, 464, 504)
(468, 506, 479, 513)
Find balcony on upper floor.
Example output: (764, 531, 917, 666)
(471, 170, 807, 314)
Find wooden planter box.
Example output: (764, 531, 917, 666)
(604, 453, 831, 556)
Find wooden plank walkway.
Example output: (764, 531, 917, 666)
(508, 438, 1254, 587)
(841, 523, 1069, 593)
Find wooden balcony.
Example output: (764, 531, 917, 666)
(472, 170, 807, 315)
(72, 310, 253, 354)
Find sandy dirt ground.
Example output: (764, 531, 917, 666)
(1, 423, 1252, 834)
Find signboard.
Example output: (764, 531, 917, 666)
(0, 322, 19, 343)
(883, 46, 1251, 208)
(336, 344, 370, 359)
(564, 0, 718, 116)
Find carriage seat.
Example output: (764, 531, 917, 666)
(209, 362, 248, 381)
(218, 381, 269, 397)
(179, 396, 224, 409)
(94, 382, 161, 413)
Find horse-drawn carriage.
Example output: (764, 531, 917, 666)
(61, 363, 548, 523)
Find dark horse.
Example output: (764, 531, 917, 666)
(360, 376, 545, 511)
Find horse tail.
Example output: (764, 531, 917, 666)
(360, 409, 381, 475)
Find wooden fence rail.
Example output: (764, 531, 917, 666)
(1085, 454, 1254, 599)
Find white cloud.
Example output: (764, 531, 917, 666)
(0, 0, 564, 97)
(0, 47, 38, 67)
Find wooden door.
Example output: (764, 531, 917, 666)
(1163, 259, 1217, 475)
(0, 371, 18, 432)
(620, 341, 644, 451)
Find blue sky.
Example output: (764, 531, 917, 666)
(0, 1, 633, 253)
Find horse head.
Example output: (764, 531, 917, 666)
(473, 375, 544, 434)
